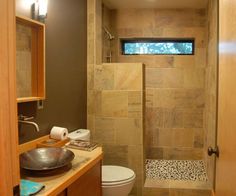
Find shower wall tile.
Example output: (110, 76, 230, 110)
(146, 107, 164, 129)
(112, 7, 208, 161)
(94, 64, 114, 90)
(155, 128, 173, 147)
(163, 148, 203, 160)
(183, 109, 204, 128)
(153, 89, 205, 109)
(102, 144, 128, 166)
(163, 109, 184, 128)
(183, 68, 205, 88)
(155, 56, 174, 68)
(114, 63, 142, 90)
(128, 91, 142, 118)
(87, 64, 94, 90)
(115, 118, 142, 145)
(173, 129, 195, 148)
(194, 129, 204, 148)
(162, 68, 184, 88)
(146, 68, 163, 88)
(145, 88, 154, 107)
(146, 147, 164, 159)
(94, 117, 115, 144)
(101, 91, 128, 117)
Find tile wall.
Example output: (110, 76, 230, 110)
(110, 8, 208, 160)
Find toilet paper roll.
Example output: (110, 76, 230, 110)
(50, 126, 68, 140)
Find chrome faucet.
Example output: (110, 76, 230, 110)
(18, 115, 40, 132)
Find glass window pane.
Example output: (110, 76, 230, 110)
(122, 39, 194, 55)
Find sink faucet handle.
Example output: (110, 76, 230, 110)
(18, 115, 34, 121)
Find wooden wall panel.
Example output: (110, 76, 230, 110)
(0, 0, 20, 194)
(216, 0, 236, 195)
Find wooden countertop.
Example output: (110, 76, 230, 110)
(21, 147, 103, 196)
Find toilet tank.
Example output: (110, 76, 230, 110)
(68, 129, 90, 141)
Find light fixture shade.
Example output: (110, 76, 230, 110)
(38, 0, 48, 17)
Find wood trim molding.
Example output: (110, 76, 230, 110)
(0, 0, 20, 194)
(19, 135, 50, 154)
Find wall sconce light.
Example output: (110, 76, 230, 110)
(32, 0, 48, 21)
(38, 0, 48, 19)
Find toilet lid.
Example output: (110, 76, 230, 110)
(102, 165, 135, 183)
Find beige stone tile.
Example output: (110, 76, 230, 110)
(94, 90, 102, 116)
(131, 55, 156, 67)
(155, 56, 174, 68)
(145, 88, 154, 107)
(146, 68, 163, 88)
(117, 27, 143, 37)
(146, 147, 163, 159)
(184, 68, 205, 88)
(174, 56, 195, 68)
(163, 147, 203, 160)
(155, 9, 206, 28)
(174, 89, 205, 109)
(155, 128, 174, 147)
(163, 108, 184, 128)
(95, 0, 102, 65)
(102, 144, 128, 165)
(101, 91, 128, 117)
(183, 109, 203, 128)
(114, 63, 142, 90)
(87, 115, 95, 136)
(117, 54, 135, 63)
(195, 48, 207, 68)
(173, 129, 195, 148)
(115, 118, 142, 145)
(193, 129, 204, 148)
(142, 27, 163, 37)
(153, 89, 176, 108)
(162, 68, 184, 88)
(146, 107, 163, 128)
(128, 91, 142, 118)
(115, 9, 139, 29)
(94, 117, 115, 144)
(87, 90, 95, 115)
(145, 126, 156, 146)
(94, 64, 114, 90)
(87, 64, 94, 90)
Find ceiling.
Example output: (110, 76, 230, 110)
(103, 0, 208, 9)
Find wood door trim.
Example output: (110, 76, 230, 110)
(0, 0, 20, 194)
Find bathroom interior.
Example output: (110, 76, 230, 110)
(11, 0, 219, 195)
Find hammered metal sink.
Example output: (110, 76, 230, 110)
(20, 147, 75, 171)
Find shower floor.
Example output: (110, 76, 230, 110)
(146, 159, 208, 181)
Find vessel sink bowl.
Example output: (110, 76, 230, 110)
(20, 147, 75, 171)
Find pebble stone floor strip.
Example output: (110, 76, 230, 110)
(146, 159, 208, 181)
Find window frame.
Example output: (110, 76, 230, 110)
(120, 38, 195, 55)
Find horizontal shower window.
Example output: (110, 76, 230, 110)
(121, 39, 194, 55)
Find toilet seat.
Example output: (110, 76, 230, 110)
(102, 165, 135, 186)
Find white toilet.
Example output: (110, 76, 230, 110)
(102, 165, 136, 196)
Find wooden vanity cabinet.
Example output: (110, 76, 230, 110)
(59, 161, 102, 196)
